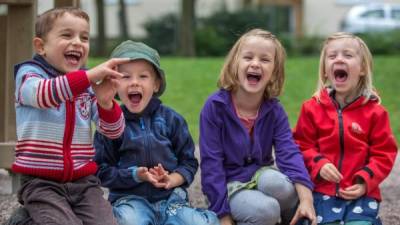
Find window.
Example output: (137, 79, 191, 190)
(105, 0, 141, 5)
(391, 9, 400, 20)
(361, 9, 384, 19)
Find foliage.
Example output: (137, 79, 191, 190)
(142, 14, 179, 55)
(88, 56, 400, 143)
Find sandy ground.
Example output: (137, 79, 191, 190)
(1, 153, 399, 224)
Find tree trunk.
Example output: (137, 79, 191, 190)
(118, 0, 129, 41)
(179, 0, 196, 57)
(95, 0, 106, 56)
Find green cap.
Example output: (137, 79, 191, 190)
(110, 40, 166, 97)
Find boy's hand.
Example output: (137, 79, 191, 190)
(339, 183, 366, 200)
(92, 77, 119, 110)
(319, 163, 343, 183)
(136, 167, 159, 184)
(86, 58, 130, 84)
(149, 164, 184, 189)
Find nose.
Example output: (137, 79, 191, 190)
(128, 76, 139, 87)
(71, 36, 82, 46)
(250, 59, 260, 68)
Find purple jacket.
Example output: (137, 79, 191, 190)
(199, 89, 313, 217)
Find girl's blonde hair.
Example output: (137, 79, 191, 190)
(217, 29, 286, 99)
(315, 32, 379, 103)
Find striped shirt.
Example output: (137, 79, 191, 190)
(12, 58, 125, 182)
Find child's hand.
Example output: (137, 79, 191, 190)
(86, 58, 130, 84)
(320, 163, 343, 183)
(338, 183, 366, 200)
(220, 215, 235, 225)
(92, 76, 119, 110)
(149, 164, 184, 189)
(136, 167, 159, 184)
(290, 199, 317, 225)
(290, 183, 317, 225)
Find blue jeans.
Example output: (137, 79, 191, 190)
(112, 188, 219, 225)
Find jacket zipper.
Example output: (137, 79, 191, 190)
(139, 117, 152, 198)
(62, 101, 75, 182)
(336, 108, 344, 195)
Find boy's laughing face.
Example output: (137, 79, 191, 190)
(34, 12, 90, 73)
(117, 60, 160, 114)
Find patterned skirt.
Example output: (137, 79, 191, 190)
(312, 192, 382, 225)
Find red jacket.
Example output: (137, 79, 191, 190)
(293, 89, 397, 201)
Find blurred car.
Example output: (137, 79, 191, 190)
(341, 3, 400, 33)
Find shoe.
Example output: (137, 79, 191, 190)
(2, 207, 29, 225)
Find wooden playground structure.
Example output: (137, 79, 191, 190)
(0, 0, 79, 192)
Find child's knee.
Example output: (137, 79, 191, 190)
(168, 206, 219, 225)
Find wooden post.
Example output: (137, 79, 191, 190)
(0, 15, 7, 143)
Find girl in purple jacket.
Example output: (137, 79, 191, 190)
(199, 29, 316, 225)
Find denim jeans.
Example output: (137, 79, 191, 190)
(112, 188, 219, 225)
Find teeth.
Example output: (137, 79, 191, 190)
(66, 51, 81, 57)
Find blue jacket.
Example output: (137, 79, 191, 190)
(94, 98, 198, 203)
(199, 90, 313, 217)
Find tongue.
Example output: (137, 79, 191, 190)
(247, 76, 259, 84)
(130, 94, 141, 104)
(336, 74, 347, 82)
(66, 55, 79, 65)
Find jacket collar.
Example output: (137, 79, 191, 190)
(14, 54, 62, 78)
(121, 97, 161, 120)
(317, 88, 377, 110)
(212, 89, 278, 119)
(14, 54, 87, 79)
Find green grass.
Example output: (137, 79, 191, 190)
(88, 56, 400, 143)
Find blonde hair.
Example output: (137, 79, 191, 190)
(217, 29, 286, 99)
(315, 32, 379, 103)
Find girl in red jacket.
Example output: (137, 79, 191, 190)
(293, 32, 397, 225)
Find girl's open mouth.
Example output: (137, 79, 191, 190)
(246, 72, 261, 84)
(334, 69, 348, 82)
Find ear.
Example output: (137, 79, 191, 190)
(33, 37, 45, 55)
(153, 77, 161, 94)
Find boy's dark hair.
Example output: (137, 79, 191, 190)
(35, 7, 89, 39)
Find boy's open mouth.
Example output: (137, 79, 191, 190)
(334, 69, 348, 82)
(128, 92, 142, 105)
(65, 51, 82, 65)
(246, 72, 262, 84)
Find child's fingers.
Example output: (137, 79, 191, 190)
(108, 58, 131, 67)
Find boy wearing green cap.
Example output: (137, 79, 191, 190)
(94, 40, 219, 225)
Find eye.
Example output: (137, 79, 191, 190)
(243, 55, 252, 61)
(327, 54, 336, 59)
(261, 58, 271, 62)
(139, 73, 149, 79)
(81, 35, 89, 42)
(121, 73, 130, 79)
(61, 33, 72, 38)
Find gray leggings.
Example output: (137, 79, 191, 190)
(229, 169, 298, 225)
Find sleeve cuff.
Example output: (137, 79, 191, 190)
(129, 166, 143, 183)
(354, 167, 375, 194)
(311, 156, 331, 181)
(97, 100, 123, 123)
(66, 70, 90, 96)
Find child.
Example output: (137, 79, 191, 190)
(293, 32, 398, 225)
(94, 40, 219, 225)
(199, 28, 316, 225)
(6, 7, 130, 225)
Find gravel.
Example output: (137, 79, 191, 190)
(1, 155, 399, 224)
